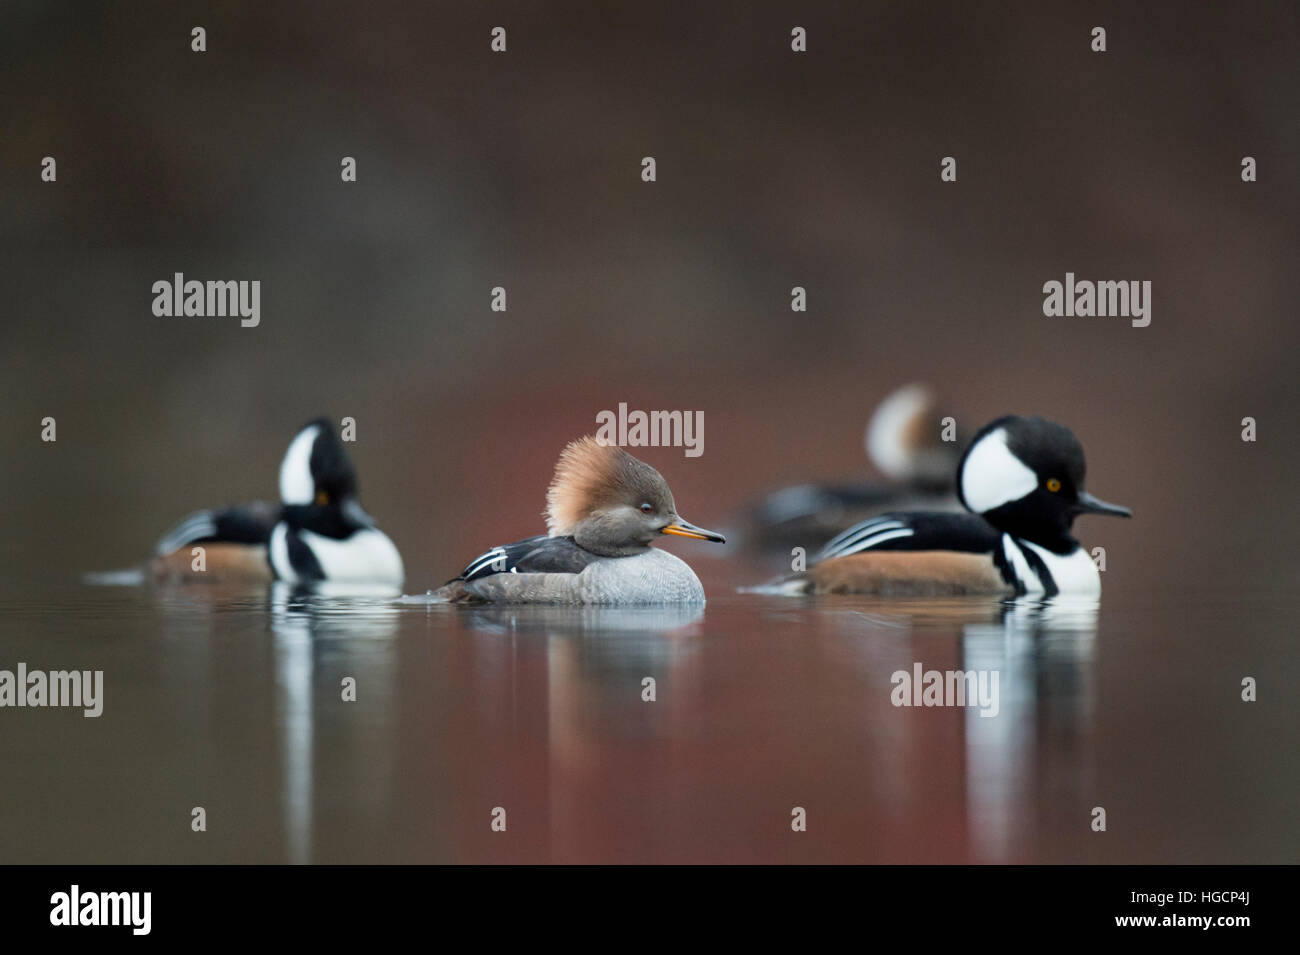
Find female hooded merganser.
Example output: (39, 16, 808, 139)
(152, 419, 404, 587)
(743, 383, 961, 551)
(783, 415, 1131, 596)
(435, 436, 725, 604)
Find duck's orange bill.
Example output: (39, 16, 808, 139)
(661, 519, 726, 543)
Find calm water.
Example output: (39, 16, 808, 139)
(1, 569, 1295, 864)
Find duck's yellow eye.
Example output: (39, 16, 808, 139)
(315, 491, 329, 506)
(1046, 478, 1061, 493)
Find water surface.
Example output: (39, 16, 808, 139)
(1, 574, 1294, 864)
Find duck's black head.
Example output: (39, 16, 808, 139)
(956, 415, 1131, 553)
(278, 418, 374, 538)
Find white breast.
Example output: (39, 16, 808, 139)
(270, 523, 404, 587)
(302, 528, 404, 586)
(1002, 535, 1100, 596)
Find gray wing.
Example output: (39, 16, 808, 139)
(453, 535, 600, 582)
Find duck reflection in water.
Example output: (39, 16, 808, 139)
(269, 582, 401, 863)
(962, 595, 1100, 862)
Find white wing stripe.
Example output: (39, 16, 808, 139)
(155, 511, 217, 554)
(821, 518, 905, 554)
(823, 527, 915, 558)
(465, 548, 507, 578)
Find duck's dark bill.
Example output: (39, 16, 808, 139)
(1074, 491, 1132, 518)
(661, 519, 726, 543)
(341, 498, 376, 528)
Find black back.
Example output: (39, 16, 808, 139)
(154, 501, 279, 555)
(817, 511, 1001, 561)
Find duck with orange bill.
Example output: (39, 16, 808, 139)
(435, 436, 725, 604)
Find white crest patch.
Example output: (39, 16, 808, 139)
(865, 383, 932, 480)
(279, 425, 320, 505)
(961, 427, 1038, 514)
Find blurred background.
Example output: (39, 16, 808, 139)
(2, 0, 1297, 591)
(1, 2, 1298, 864)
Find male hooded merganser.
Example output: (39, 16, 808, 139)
(152, 419, 404, 587)
(434, 436, 725, 604)
(783, 415, 1132, 596)
(743, 383, 961, 551)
